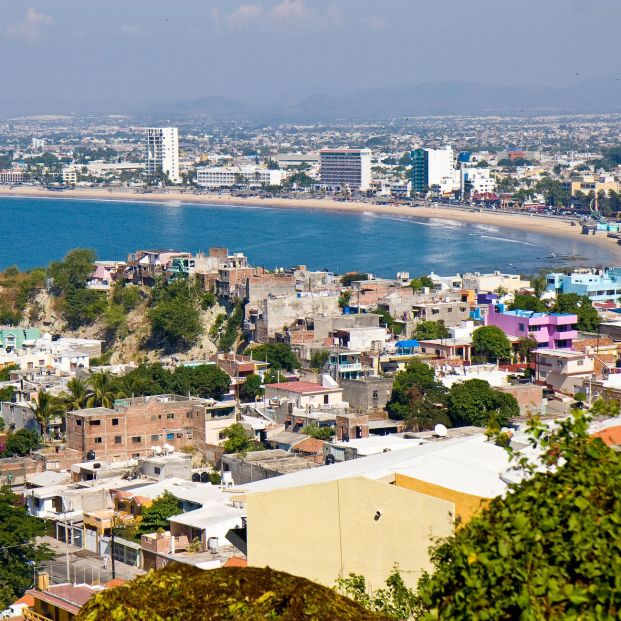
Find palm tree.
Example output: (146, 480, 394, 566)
(61, 376, 92, 411)
(30, 389, 66, 437)
(87, 371, 125, 408)
(117, 374, 147, 399)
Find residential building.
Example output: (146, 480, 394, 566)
(196, 166, 286, 188)
(145, 127, 180, 183)
(462, 271, 530, 293)
(273, 152, 319, 168)
(563, 173, 620, 198)
(319, 149, 371, 191)
(534, 349, 595, 393)
(65, 395, 235, 461)
(486, 306, 578, 349)
(410, 146, 455, 195)
(62, 167, 78, 185)
(23, 581, 106, 621)
(0, 169, 24, 184)
(546, 268, 621, 303)
(264, 380, 344, 411)
(460, 164, 496, 197)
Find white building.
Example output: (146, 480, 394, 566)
(460, 164, 496, 197)
(145, 127, 180, 183)
(196, 165, 286, 188)
(320, 148, 371, 191)
(428, 146, 456, 195)
(0, 170, 23, 185)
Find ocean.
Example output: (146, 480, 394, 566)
(1, 196, 615, 276)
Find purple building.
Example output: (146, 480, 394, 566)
(485, 305, 578, 349)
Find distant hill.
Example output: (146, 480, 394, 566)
(148, 78, 621, 121)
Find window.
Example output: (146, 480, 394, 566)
(131, 436, 141, 443)
(372, 390, 379, 399)
(115, 436, 122, 444)
(76, 420, 82, 426)
(112, 418, 119, 426)
(154, 467, 161, 475)
(577, 360, 584, 366)
(166, 433, 175, 440)
(132, 453, 140, 459)
(518, 323, 525, 332)
(323, 395, 329, 405)
(186, 412, 193, 418)
(166, 413, 175, 420)
(151, 434, 159, 441)
(94, 437, 102, 444)
(89, 420, 101, 426)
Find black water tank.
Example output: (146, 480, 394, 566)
(325, 454, 336, 465)
(86, 450, 96, 461)
(191, 473, 201, 482)
(200, 471, 210, 483)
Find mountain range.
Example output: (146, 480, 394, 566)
(142, 78, 621, 122)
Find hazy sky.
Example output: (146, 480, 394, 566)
(1, 0, 620, 115)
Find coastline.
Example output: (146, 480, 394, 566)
(1, 185, 619, 260)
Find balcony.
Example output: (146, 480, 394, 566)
(24, 609, 52, 621)
(336, 363, 362, 372)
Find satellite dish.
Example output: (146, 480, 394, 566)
(434, 424, 448, 437)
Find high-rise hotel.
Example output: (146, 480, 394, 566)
(145, 127, 180, 183)
(320, 148, 371, 191)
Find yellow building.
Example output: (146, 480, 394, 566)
(241, 434, 511, 589)
(564, 174, 620, 197)
(24, 581, 105, 621)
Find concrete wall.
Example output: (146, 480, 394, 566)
(340, 378, 393, 413)
(246, 476, 454, 588)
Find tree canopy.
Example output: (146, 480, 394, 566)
(410, 275, 434, 292)
(248, 343, 299, 371)
(239, 374, 263, 402)
(138, 491, 183, 535)
(414, 321, 450, 341)
(447, 379, 518, 428)
(221, 423, 264, 454)
(509, 293, 548, 314)
(472, 325, 512, 362)
(1, 429, 42, 457)
(416, 411, 621, 619)
(552, 293, 600, 332)
(0, 486, 53, 609)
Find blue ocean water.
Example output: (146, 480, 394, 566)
(0, 196, 614, 276)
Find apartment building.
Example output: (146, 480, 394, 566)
(65, 395, 235, 461)
(411, 146, 455, 195)
(319, 149, 371, 191)
(145, 127, 180, 183)
(546, 268, 621, 303)
(196, 165, 286, 188)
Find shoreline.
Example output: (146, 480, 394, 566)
(1, 186, 619, 261)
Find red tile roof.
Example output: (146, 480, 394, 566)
(293, 437, 325, 454)
(593, 425, 621, 447)
(224, 557, 248, 567)
(13, 594, 35, 607)
(265, 381, 340, 394)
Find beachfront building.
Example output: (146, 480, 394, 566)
(411, 146, 455, 195)
(546, 269, 621, 303)
(486, 305, 578, 349)
(196, 166, 286, 188)
(319, 149, 371, 191)
(562, 173, 620, 198)
(0, 169, 24, 185)
(459, 163, 496, 198)
(145, 127, 180, 183)
(462, 271, 530, 293)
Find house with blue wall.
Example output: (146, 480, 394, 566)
(546, 269, 621, 303)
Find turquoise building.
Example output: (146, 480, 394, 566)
(546, 269, 621, 303)
(0, 328, 41, 350)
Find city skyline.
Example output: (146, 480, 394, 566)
(2, 0, 621, 116)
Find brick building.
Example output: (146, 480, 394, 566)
(66, 395, 235, 462)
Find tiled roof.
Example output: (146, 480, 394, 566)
(293, 437, 325, 454)
(223, 557, 248, 568)
(592, 425, 621, 447)
(265, 381, 340, 394)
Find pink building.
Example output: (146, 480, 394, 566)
(485, 305, 578, 349)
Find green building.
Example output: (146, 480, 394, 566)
(410, 148, 428, 193)
(0, 328, 41, 350)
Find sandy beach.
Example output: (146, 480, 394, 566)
(0, 185, 619, 260)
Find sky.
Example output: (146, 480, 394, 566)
(1, 0, 620, 115)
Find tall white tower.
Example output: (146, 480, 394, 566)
(145, 127, 180, 183)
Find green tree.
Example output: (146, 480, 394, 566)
(410, 275, 434, 291)
(61, 377, 92, 410)
(0, 487, 53, 609)
(447, 379, 517, 427)
(552, 293, 600, 332)
(338, 291, 352, 309)
(531, 274, 547, 297)
(62, 287, 107, 329)
(516, 336, 538, 362)
(239, 374, 263, 402)
(149, 279, 203, 350)
(111, 282, 141, 312)
(340, 273, 368, 286)
(0, 386, 14, 403)
(386, 361, 449, 431)
(414, 321, 450, 341)
(87, 371, 124, 408)
(221, 423, 263, 454)
(304, 424, 334, 440)
(138, 491, 183, 535)
(217, 300, 245, 352)
(248, 343, 300, 371)
(472, 325, 512, 362)
(29, 389, 65, 435)
(3, 429, 42, 456)
(337, 565, 418, 620)
(47, 248, 96, 294)
(309, 349, 330, 372)
(509, 293, 548, 313)
(416, 411, 621, 620)
(170, 365, 230, 400)
(0, 365, 19, 382)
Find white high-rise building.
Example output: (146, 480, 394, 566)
(145, 127, 180, 183)
(427, 146, 455, 194)
(320, 149, 371, 191)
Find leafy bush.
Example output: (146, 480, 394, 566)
(248, 343, 300, 371)
(447, 379, 518, 427)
